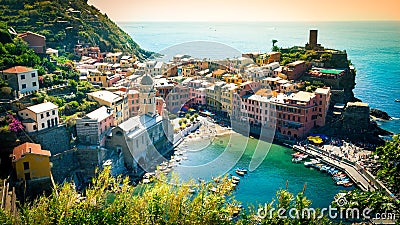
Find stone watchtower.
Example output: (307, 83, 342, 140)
(139, 74, 156, 116)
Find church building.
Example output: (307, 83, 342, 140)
(106, 74, 173, 174)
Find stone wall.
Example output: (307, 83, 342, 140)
(18, 125, 70, 155)
(50, 149, 78, 183)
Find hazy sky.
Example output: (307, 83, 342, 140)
(88, 0, 400, 22)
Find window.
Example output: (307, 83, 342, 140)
(22, 84, 27, 89)
(23, 162, 30, 170)
(41, 114, 44, 119)
(33, 125, 37, 130)
(32, 82, 37, 87)
(42, 123, 45, 128)
(24, 172, 31, 180)
(4, 75, 7, 80)
(21, 74, 25, 80)
(31, 73, 36, 78)
(46, 112, 50, 117)
(52, 110, 55, 115)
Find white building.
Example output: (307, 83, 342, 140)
(18, 102, 59, 132)
(1, 66, 39, 94)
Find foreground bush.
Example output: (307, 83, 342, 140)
(0, 168, 335, 224)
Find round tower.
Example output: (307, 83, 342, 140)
(139, 74, 156, 116)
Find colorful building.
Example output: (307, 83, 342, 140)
(1, 66, 39, 94)
(282, 61, 308, 80)
(12, 142, 51, 181)
(19, 102, 59, 132)
(127, 90, 140, 117)
(87, 90, 126, 125)
(76, 106, 114, 146)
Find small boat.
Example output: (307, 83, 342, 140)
(232, 176, 241, 181)
(292, 152, 302, 157)
(235, 169, 245, 176)
(292, 157, 302, 163)
(304, 161, 314, 167)
(343, 182, 354, 187)
(231, 179, 239, 184)
(337, 180, 350, 186)
(210, 187, 218, 193)
(198, 178, 205, 183)
(236, 168, 248, 174)
(395, 99, 400, 102)
(188, 189, 196, 194)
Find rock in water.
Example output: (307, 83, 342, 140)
(370, 108, 391, 120)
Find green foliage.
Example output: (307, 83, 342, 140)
(185, 113, 190, 119)
(0, 208, 13, 225)
(375, 135, 400, 193)
(0, 0, 152, 59)
(0, 168, 333, 224)
(334, 190, 397, 215)
(300, 81, 325, 93)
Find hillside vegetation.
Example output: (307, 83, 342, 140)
(0, 0, 152, 59)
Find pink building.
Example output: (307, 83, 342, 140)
(271, 87, 331, 139)
(165, 84, 190, 113)
(282, 61, 308, 80)
(127, 90, 140, 117)
(187, 80, 207, 106)
(76, 106, 114, 146)
(156, 97, 165, 116)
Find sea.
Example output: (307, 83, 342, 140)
(118, 21, 400, 208)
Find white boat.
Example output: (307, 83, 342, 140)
(232, 176, 241, 181)
(304, 161, 314, 167)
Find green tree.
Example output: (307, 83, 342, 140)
(375, 135, 400, 193)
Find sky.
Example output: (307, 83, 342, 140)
(88, 0, 400, 22)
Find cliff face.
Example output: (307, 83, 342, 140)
(0, 0, 152, 59)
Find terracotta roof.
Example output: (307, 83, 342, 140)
(12, 142, 51, 161)
(1, 66, 36, 74)
(17, 31, 46, 39)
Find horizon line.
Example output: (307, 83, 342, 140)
(115, 19, 400, 23)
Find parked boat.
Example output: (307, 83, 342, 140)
(232, 176, 240, 181)
(236, 168, 248, 174)
(235, 169, 245, 176)
(343, 182, 354, 187)
(292, 157, 303, 163)
(188, 189, 196, 194)
(337, 180, 350, 186)
(304, 161, 314, 167)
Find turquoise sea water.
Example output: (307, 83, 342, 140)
(118, 21, 399, 208)
(119, 21, 400, 134)
(173, 135, 352, 209)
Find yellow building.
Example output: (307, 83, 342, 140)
(223, 74, 243, 85)
(220, 83, 238, 116)
(255, 52, 281, 66)
(87, 70, 108, 87)
(87, 90, 127, 125)
(212, 69, 226, 79)
(12, 142, 51, 181)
